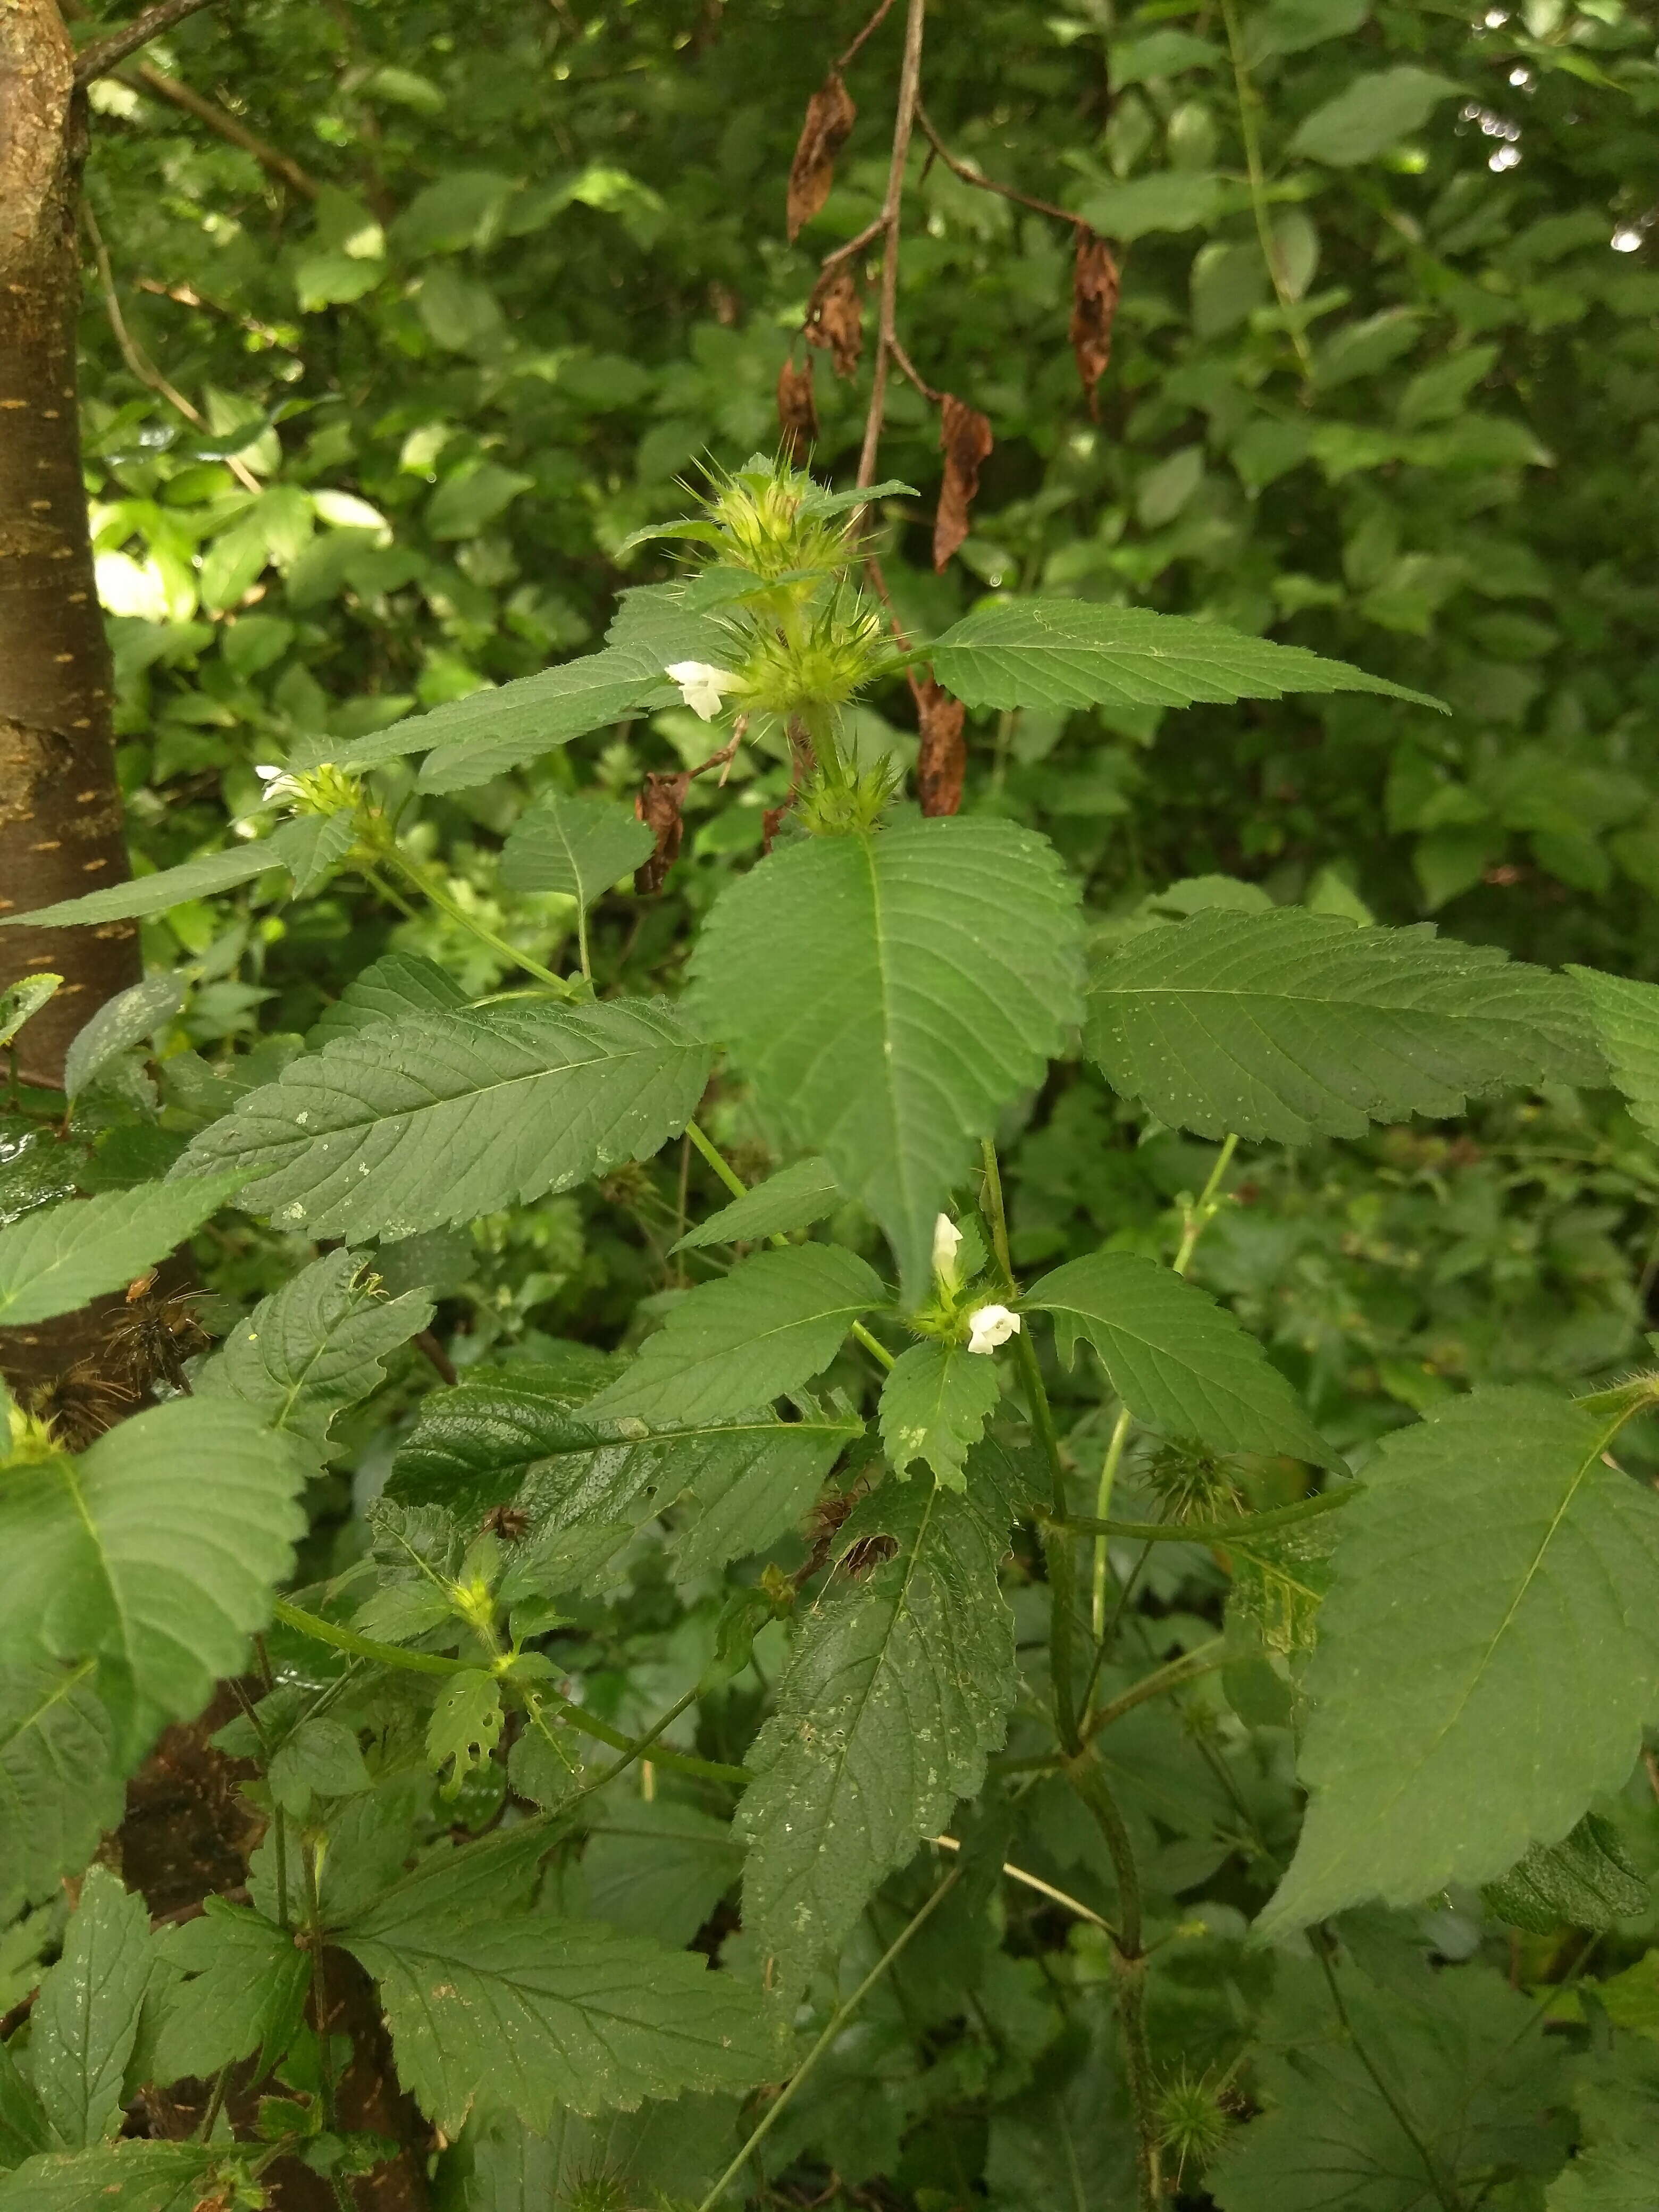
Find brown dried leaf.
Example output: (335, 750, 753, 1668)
(1069, 229, 1120, 416)
(932, 393, 994, 573)
(776, 353, 819, 464)
(805, 264, 863, 378)
(915, 678, 967, 818)
(787, 70, 857, 241)
(634, 770, 691, 895)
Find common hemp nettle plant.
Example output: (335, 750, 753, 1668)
(8, 453, 1659, 2212)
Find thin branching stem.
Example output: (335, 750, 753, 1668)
(857, 0, 927, 490)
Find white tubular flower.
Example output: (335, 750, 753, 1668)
(666, 660, 741, 720)
(966, 1304, 1021, 1356)
(254, 763, 304, 808)
(932, 1212, 962, 1288)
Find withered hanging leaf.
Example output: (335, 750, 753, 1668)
(1069, 229, 1120, 417)
(776, 354, 819, 464)
(634, 771, 691, 895)
(915, 679, 967, 819)
(805, 265, 864, 378)
(932, 394, 994, 573)
(786, 70, 857, 241)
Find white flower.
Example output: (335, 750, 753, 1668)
(255, 762, 303, 807)
(932, 1212, 962, 1287)
(966, 1304, 1021, 1356)
(666, 660, 741, 721)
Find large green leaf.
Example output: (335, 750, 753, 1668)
(585, 1244, 885, 1426)
(174, 998, 710, 1241)
(1258, 1388, 1659, 1939)
(689, 817, 1084, 1295)
(1289, 65, 1460, 166)
(0, 1400, 309, 1746)
(150, 1903, 310, 2084)
(414, 648, 675, 794)
(459, 2098, 740, 2212)
(197, 1249, 434, 1456)
(343, 1907, 775, 2132)
(926, 599, 1445, 715)
(498, 792, 654, 907)
(1023, 1251, 1336, 1465)
(877, 1340, 1000, 1489)
(0, 818, 337, 933)
(1086, 909, 1599, 1144)
(1570, 968, 1659, 1143)
(0, 1176, 245, 1327)
(0, 1664, 121, 1916)
(1548, 2043, 1659, 2211)
(27, 1870, 152, 2151)
(581, 1802, 743, 1948)
(672, 1156, 842, 1253)
(736, 1444, 1021, 1992)
(307, 951, 468, 1051)
(0, 2143, 222, 2212)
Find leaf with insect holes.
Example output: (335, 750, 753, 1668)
(196, 1249, 434, 1456)
(671, 1156, 842, 1253)
(1023, 1251, 1336, 1465)
(426, 1670, 504, 1797)
(173, 998, 710, 1242)
(498, 793, 655, 910)
(341, 1906, 777, 2132)
(926, 598, 1447, 715)
(689, 816, 1084, 1296)
(878, 1340, 1001, 1489)
(149, 1901, 309, 2085)
(0, 1176, 247, 1327)
(0, 816, 336, 932)
(0, 1400, 309, 1754)
(0, 1663, 121, 1919)
(1257, 1388, 1659, 1939)
(1570, 967, 1659, 1143)
(306, 951, 468, 1050)
(584, 1244, 886, 1427)
(26, 1869, 152, 2151)
(1086, 908, 1601, 1144)
(737, 1442, 1023, 1994)
(0, 2141, 223, 2212)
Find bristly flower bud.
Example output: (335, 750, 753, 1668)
(932, 1212, 963, 1291)
(254, 760, 365, 819)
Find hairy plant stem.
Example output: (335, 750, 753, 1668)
(1057, 1484, 1359, 1547)
(1068, 1755, 1163, 2209)
(1219, 0, 1314, 382)
(377, 842, 573, 995)
(299, 1841, 338, 2130)
(692, 1862, 963, 2212)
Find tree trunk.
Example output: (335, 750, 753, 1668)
(0, 0, 139, 1092)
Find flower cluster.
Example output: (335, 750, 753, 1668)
(923, 1211, 1021, 1357)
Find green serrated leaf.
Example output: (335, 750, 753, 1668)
(665, 1400, 861, 1578)
(307, 952, 468, 1051)
(689, 816, 1084, 1295)
(0, 1399, 309, 1749)
(426, 1671, 504, 1797)
(926, 598, 1447, 715)
(585, 1244, 885, 1426)
(0, 818, 324, 933)
(0, 2041, 49, 2172)
(0, 2143, 222, 2212)
(1483, 1813, 1648, 1935)
(197, 1250, 434, 1456)
(343, 1908, 775, 2132)
(737, 1443, 1021, 1992)
(1570, 968, 1659, 1144)
(877, 1340, 1000, 1489)
(0, 1176, 245, 1328)
(0, 980, 61, 1054)
(266, 1715, 372, 1814)
(150, 1902, 309, 2085)
(173, 998, 711, 1242)
(1548, 2041, 1659, 2210)
(458, 2096, 741, 2212)
(581, 1803, 742, 1948)
(671, 1156, 842, 1253)
(62, 978, 186, 1103)
(27, 1870, 151, 2151)
(1258, 1388, 1659, 1939)
(414, 647, 675, 794)
(1086, 909, 1601, 1144)
(0, 1664, 121, 1918)
(498, 793, 654, 909)
(1023, 1251, 1336, 1465)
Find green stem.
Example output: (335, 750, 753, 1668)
(1068, 1756, 1162, 2209)
(1084, 1636, 1228, 1741)
(1090, 1405, 1133, 1640)
(979, 1136, 1016, 1288)
(692, 1863, 963, 2212)
(1056, 1486, 1359, 1547)
(851, 1318, 896, 1371)
(1173, 1133, 1239, 1279)
(299, 1842, 337, 2129)
(379, 844, 573, 995)
(1220, 0, 1314, 382)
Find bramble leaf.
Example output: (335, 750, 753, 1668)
(1258, 1388, 1659, 1938)
(1023, 1250, 1336, 1465)
(27, 1870, 152, 2150)
(1087, 909, 1601, 1144)
(671, 1155, 842, 1253)
(0, 1176, 246, 1327)
(584, 1244, 886, 1426)
(689, 817, 1084, 1295)
(197, 1249, 434, 1455)
(737, 1443, 1022, 1992)
(926, 598, 1447, 715)
(498, 792, 654, 908)
(877, 1340, 1000, 1489)
(174, 998, 710, 1241)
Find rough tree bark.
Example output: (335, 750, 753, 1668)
(0, 0, 140, 1090)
